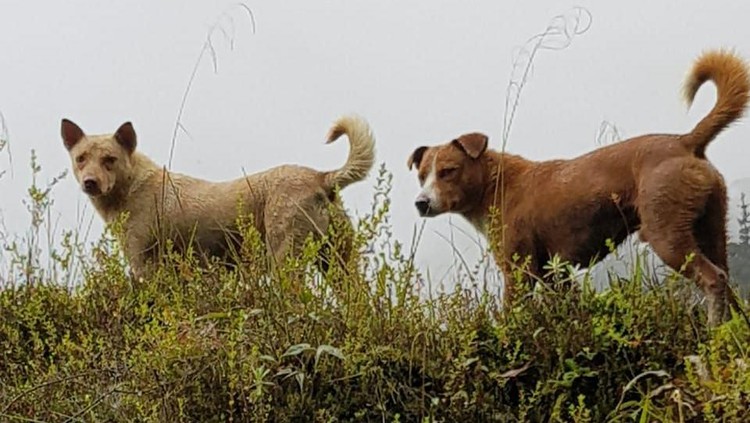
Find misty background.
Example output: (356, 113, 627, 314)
(1, 0, 749, 293)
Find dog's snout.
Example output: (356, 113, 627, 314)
(415, 199, 431, 216)
(83, 178, 100, 195)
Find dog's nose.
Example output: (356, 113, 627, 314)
(83, 179, 100, 195)
(415, 199, 431, 216)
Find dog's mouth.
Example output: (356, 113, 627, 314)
(82, 180, 103, 196)
(83, 188, 102, 197)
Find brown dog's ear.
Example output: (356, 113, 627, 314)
(452, 133, 488, 159)
(114, 122, 137, 154)
(61, 119, 85, 151)
(407, 146, 428, 170)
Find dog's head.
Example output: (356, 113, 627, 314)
(407, 132, 489, 217)
(61, 119, 137, 197)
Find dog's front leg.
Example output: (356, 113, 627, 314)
(125, 249, 149, 282)
(123, 233, 155, 282)
(498, 256, 540, 308)
(500, 266, 518, 307)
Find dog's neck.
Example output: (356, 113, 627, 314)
(464, 150, 528, 235)
(90, 152, 160, 222)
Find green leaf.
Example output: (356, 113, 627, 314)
(282, 343, 313, 358)
(315, 344, 345, 367)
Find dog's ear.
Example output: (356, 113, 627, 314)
(61, 119, 85, 151)
(452, 133, 488, 159)
(407, 146, 428, 170)
(114, 122, 137, 154)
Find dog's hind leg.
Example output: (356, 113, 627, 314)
(317, 204, 354, 275)
(264, 216, 321, 274)
(638, 162, 729, 326)
(645, 229, 728, 326)
(693, 184, 750, 326)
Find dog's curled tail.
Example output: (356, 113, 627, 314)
(323, 114, 376, 190)
(683, 49, 750, 157)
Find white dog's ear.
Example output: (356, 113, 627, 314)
(114, 122, 137, 154)
(407, 146, 428, 170)
(61, 119, 85, 151)
(453, 133, 488, 159)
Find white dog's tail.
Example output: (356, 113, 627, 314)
(323, 114, 376, 191)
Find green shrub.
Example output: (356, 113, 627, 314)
(1, 159, 749, 422)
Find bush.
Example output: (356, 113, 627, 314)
(1, 159, 749, 422)
(730, 193, 750, 299)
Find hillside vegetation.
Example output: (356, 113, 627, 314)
(1, 158, 749, 423)
(2, 6, 750, 420)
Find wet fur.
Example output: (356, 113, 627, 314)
(62, 115, 376, 278)
(408, 50, 750, 327)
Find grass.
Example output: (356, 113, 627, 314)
(0, 156, 749, 422)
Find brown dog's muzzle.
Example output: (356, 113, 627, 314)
(415, 193, 439, 217)
(415, 199, 430, 216)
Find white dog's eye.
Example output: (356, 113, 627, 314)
(102, 156, 117, 166)
(76, 155, 85, 164)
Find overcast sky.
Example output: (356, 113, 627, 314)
(1, 0, 749, 288)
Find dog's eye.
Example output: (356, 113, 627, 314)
(75, 155, 85, 164)
(102, 156, 117, 166)
(438, 167, 457, 178)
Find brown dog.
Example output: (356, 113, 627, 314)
(62, 115, 375, 278)
(407, 50, 749, 326)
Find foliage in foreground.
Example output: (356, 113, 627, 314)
(0, 166, 749, 423)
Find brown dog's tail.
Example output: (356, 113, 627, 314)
(683, 49, 750, 157)
(323, 114, 376, 191)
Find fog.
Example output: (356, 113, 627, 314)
(1, 1, 749, 291)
